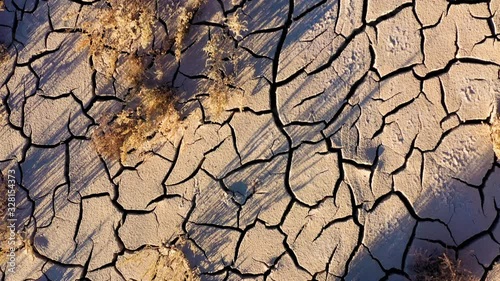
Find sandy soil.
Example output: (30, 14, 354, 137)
(0, 0, 500, 280)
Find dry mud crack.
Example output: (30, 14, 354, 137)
(1, 0, 500, 280)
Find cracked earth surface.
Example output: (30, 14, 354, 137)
(1, 0, 500, 280)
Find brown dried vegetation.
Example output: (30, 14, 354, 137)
(173, 0, 205, 61)
(93, 87, 180, 162)
(226, 12, 248, 40)
(86, 1, 197, 162)
(202, 32, 242, 117)
(87, 0, 247, 153)
(78, 0, 155, 77)
(119, 55, 147, 86)
(412, 251, 479, 281)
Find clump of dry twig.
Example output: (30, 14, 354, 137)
(197, 9, 247, 118)
(492, 115, 500, 160)
(173, 0, 204, 61)
(202, 32, 241, 117)
(411, 251, 479, 281)
(79, 0, 155, 77)
(119, 55, 147, 86)
(226, 12, 247, 40)
(93, 86, 180, 162)
(139, 87, 181, 137)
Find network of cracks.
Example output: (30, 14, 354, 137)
(0, 0, 500, 280)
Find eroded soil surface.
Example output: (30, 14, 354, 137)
(1, 0, 500, 280)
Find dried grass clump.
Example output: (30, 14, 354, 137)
(121, 55, 146, 86)
(174, 7, 193, 61)
(202, 33, 240, 116)
(226, 12, 248, 40)
(139, 87, 180, 137)
(79, 0, 155, 77)
(93, 87, 180, 162)
(492, 116, 500, 159)
(93, 110, 144, 162)
(412, 251, 479, 281)
(174, 0, 204, 61)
